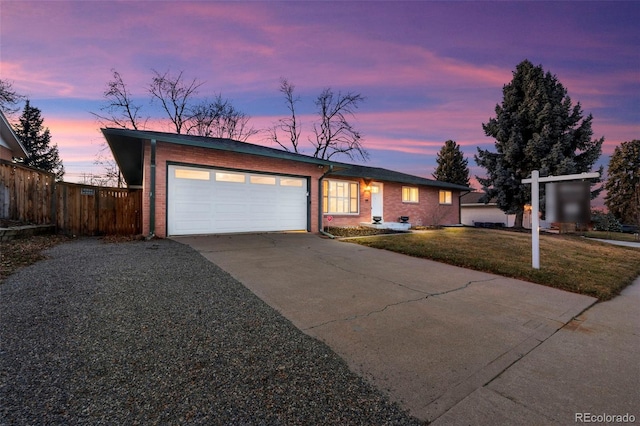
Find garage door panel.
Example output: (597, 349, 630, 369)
(174, 202, 210, 214)
(168, 165, 308, 235)
(173, 220, 212, 234)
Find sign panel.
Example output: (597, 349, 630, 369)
(81, 188, 95, 196)
(554, 181, 590, 224)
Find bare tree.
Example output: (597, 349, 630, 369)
(91, 69, 147, 187)
(92, 70, 147, 130)
(268, 79, 367, 161)
(91, 68, 257, 185)
(217, 102, 258, 141)
(0, 79, 25, 116)
(187, 95, 258, 141)
(149, 69, 203, 134)
(187, 96, 227, 137)
(269, 78, 301, 153)
(93, 145, 123, 187)
(312, 88, 367, 161)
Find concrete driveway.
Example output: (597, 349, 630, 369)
(175, 233, 638, 424)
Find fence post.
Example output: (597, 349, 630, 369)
(51, 180, 57, 231)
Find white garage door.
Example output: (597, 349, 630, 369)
(167, 165, 308, 235)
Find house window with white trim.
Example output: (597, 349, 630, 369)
(402, 186, 419, 203)
(439, 190, 452, 205)
(323, 180, 359, 214)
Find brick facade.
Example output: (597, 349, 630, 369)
(141, 141, 326, 237)
(322, 178, 460, 229)
(137, 140, 462, 237)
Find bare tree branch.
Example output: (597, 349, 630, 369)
(149, 69, 203, 134)
(93, 145, 123, 187)
(268, 78, 301, 153)
(90, 69, 148, 187)
(0, 79, 25, 116)
(91, 69, 147, 130)
(187, 95, 258, 141)
(268, 80, 367, 161)
(311, 88, 367, 161)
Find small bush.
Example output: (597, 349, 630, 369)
(591, 210, 622, 232)
(324, 226, 407, 237)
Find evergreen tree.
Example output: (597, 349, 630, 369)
(432, 140, 470, 187)
(13, 100, 64, 180)
(475, 60, 603, 227)
(605, 140, 640, 226)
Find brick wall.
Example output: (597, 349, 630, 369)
(141, 141, 326, 237)
(322, 179, 460, 228)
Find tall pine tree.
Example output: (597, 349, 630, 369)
(432, 140, 470, 187)
(13, 100, 64, 180)
(605, 140, 640, 226)
(475, 60, 603, 227)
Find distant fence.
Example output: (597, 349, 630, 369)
(0, 160, 141, 236)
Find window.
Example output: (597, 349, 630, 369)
(215, 172, 245, 183)
(175, 169, 210, 180)
(439, 190, 452, 205)
(280, 178, 304, 187)
(402, 186, 419, 203)
(250, 175, 276, 185)
(323, 180, 359, 214)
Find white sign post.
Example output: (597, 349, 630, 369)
(522, 171, 599, 269)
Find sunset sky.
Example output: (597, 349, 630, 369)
(1, 1, 638, 189)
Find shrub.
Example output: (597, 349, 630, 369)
(591, 210, 622, 232)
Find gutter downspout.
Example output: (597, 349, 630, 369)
(459, 189, 472, 226)
(148, 138, 156, 239)
(318, 165, 335, 238)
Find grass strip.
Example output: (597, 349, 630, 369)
(344, 227, 640, 301)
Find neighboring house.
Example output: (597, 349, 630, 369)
(461, 191, 534, 228)
(1, 110, 29, 218)
(0, 110, 28, 161)
(102, 128, 470, 237)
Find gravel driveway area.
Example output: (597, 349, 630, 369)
(1, 238, 420, 425)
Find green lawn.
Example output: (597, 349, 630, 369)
(343, 227, 640, 301)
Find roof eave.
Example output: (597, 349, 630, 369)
(101, 128, 346, 186)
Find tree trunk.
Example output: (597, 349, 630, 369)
(514, 211, 524, 228)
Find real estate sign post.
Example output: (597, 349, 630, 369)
(522, 171, 600, 269)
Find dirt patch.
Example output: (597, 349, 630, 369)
(0, 234, 70, 281)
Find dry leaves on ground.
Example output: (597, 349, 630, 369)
(0, 235, 70, 281)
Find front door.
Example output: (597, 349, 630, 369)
(371, 183, 383, 222)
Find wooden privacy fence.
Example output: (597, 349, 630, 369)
(56, 183, 142, 236)
(1, 160, 142, 236)
(0, 160, 55, 224)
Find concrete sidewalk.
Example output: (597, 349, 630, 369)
(175, 233, 637, 424)
(433, 277, 640, 425)
(589, 238, 640, 249)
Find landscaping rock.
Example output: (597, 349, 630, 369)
(0, 238, 420, 425)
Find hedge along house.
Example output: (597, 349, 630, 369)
(102, 128, 470, 238)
